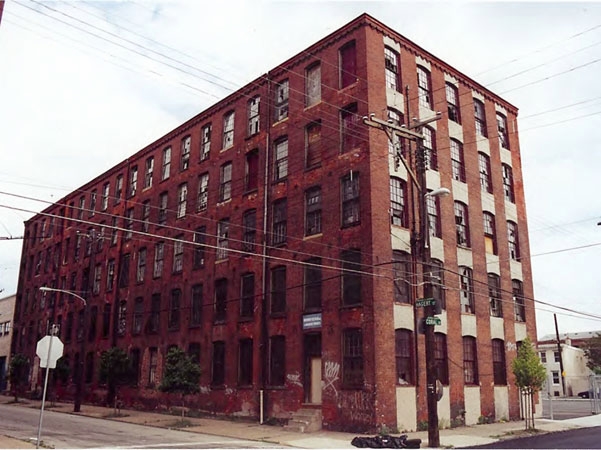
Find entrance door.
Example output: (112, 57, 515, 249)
(304, 333, 322, 404)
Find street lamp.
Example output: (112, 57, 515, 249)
(39, 286, 87, 412)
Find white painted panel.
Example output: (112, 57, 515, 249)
(444, 73, 459, 85)
(394, 303, 415, 331)
(435, 310, 448, 334)
(500, 148, 512, 165)
(396, 387, 417, 432)
(510, 260, 523, 279)
(391, 228, 412, 253)
(461, 314, 477, 337)
(456, 247, 473, 267)
(416, 55, 431, 70)
(490, 317, 505, 340)
(494, 386, 509, 421)
(485, 253, 500, 273)
(430, 237, 444, 262)
(504, 201, 517, 222)
(464, 386, 482, 425)
(476, 136, 490, 154)
(438, 386, 451, 429)
(495, 103, 508, 116)
(514, 322, 527, 342)
(481, 192, 496, 214)
(472, 90, 485, 102)
(419, 104, 435, 120)
(386, 89, 405, 114)
(383, 36, 401, 52)
(389, 153, 409, 178)
(448, 120, 463, 141)
(452, 179, 469, 204)
(425, 170, 441, 191)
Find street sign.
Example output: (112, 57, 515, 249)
(36, 336, 64, 369)
(416, 298, 436, 308)
(425, 316, 441, 326)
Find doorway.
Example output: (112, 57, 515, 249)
(303, 333, 322, 404)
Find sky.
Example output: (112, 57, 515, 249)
(1, 0, 601, 340)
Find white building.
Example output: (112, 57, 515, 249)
(0, 294, 16, 392)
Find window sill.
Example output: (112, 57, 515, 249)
(339, 304, 362, 310)
(238, 316, 254, 323)
(304, 100, 322, 111)
(272, 117, 289, 127)
(243, 188, 258, 196)
(338, 80, 359, 92)
(303, 233, 322, 241)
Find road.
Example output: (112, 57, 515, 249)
(466, 426, 601, 448)
(0, 404, 281, 448)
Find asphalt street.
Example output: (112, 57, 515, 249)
(465, 426, 601, 449)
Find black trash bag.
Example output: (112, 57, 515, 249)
(351, 434, 421, 449)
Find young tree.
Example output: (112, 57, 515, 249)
(582, 333, 601, 374)
(99, 347, 132, 410)
(512, 337, 546, 430)
(159, 347, 201, 423)
(9, 354, 30, 402)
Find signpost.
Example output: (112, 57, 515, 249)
(35, 326, 63, 449)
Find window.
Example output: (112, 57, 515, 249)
(158, 192, 168, 225)
(341, 103, 360, 153)
(502, 164, 515, 203)
(190, 284, 202, 326)
(245, 150, 259, 192)
(65, 312, 73, 343)
(488, 273, 503, 317)
(508, 221, 520, 260)
(459, 267, 475, 314)
(395, 329, 414, 385)
(173, 236, 183, 273)
(272, 199, 287, 245)
(306, 63, 321, 107)
(248, 96, 260, 136)
(393, 251, 411, 304)
(552, 370, 560, 384)
(270, 266, 286, 314)
(119, 253, 130, 288)
(240, 273, 255, 318)
(390, 177, 407, 227)
(136, 248, 146, 283)
(448, 139, 465, 182)
(89, 190, 97, 217)
(153, 242, 164, 278)
(106, 259, 115, 291)
(434, 333, 449, 384)
(115, 175, 123, 203)
(197, 173, 209, 211)
(239, 338, 253, 386)
(223, 111, 235, 149)
(554, 351, 560, 363)
(274, 138, 288, 181)
(492, 339, 507, 385)
(417, 66, 432, 109)
(446, 83, 461, 123)
(117, 300, 127, 336)
(339, 41, 357, 88)
(214, 278, 227, 322)
(217, 219, 229, 260)
(513, 279, 526, 322)
(342, 328, 363, 387)
(177, 183, 188, 218)
(269, 335, 286, 386)
(341, 249, 361, 306)
(305, 187, 322, 236)
(141, 200, 151, 233)
(387, 108, 403, 157)
(422, 126, 437, 170)
(243, 210, 256, 253)
(130, 348, 141, 385)
(125, 207, 134, 240)
(341, 173, 360, 227)
(478, 153, 492, 193)
(427, 193, 441, 238)
(463, 336, 478, 385)
(162, 147, 171, 180)
(144, 157, 154, 188)
(454, 201, 470, 247)
(193, 227, 205, 269)
(429, 259, 446, 310)
(168, 288, 181, 330)
(483, 212, 497, 254)
(93, 264, 101, 295)
(219, 162, 232, 202)
(474, 99, 487, 137)
(304, 258, 322, 311)
(133, 297, 143, 335)
(497, 113, 509, 149)
(384, 47, 400, 91)
(88, 306, 97, 342)
(128, 166, 138, 197)
(78, 196, 85, 220)
(149, 348, 158, 385)
(200, 124, 211, 161)
(540, 352, 547, 363)
(212, 341, 225, 385)
(274, 79, 289, 122)
(101, 182, 110, 210)
(149, 294, 160, 333)
(111, 217, 118, 245)
(180, 135, 191, 171)
(306, 121, 322, 168)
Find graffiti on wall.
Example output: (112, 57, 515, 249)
(287, 372, 303, 388)
(324, 361, 340, 395)
(338, 390, 375, 426)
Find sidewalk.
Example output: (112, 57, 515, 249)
(2, 395, 601, 449)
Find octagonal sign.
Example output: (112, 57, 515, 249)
(36, 336, 64, 369)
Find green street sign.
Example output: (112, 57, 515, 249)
(416, 298, 436, 308)
(425, 316, 441, 326)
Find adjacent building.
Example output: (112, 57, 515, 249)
(12, 13, 536, 432)
(0, 294, 16, 392)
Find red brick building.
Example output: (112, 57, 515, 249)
(12, 13, 536, 432)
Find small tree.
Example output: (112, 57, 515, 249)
(99, 347, 131, 411)
(159, 347, 201, 423)
(582, 333, 601, 374)
(9, 354, 30, 402)
(512, 337, 546, 430)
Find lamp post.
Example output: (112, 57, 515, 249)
(39, 286, 87, 412)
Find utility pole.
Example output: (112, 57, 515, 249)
(554, 314, 567, 397)
(363, 111, 442, 447)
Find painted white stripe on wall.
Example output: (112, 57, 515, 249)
(494, 386, 509, 421)
(394, 304, 415, 330)
(391, 228, 412, 253)
(510, 260, 523, 280)
(464, 386, 482, 425)
(448, 120, 463, 141)
(461, 314, 477, 337)
(515, 322, 527, 342)
(477, 136, 491, 154)
(452, 180, 469, 204)
(396, 387, 417, 432)
(456, 247, 473, 267)
(490, 316, 505, 340)
(500, 148, 512, 166)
